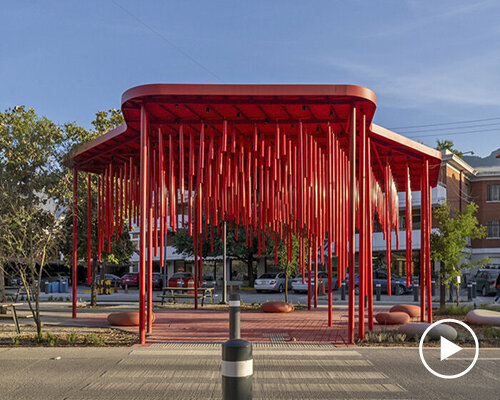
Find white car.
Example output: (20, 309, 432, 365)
(254, 273, 287, 293)
(292, 272, 336, 293)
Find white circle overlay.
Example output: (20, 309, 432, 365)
(418, 318, 479, 379)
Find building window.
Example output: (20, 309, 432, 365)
(487, 221, 500, 238)
(487, 184, 500, 201)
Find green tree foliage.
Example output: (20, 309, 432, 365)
(430, 202, 488, 307)
(171, 220, 274, 285)
(0, 106, 66, 333)
(276, 233, 307, 303)
(435, 139, 463, 158)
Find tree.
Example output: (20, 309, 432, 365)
(436, 140, 464, 158)
(171, 219, 274, 285)
(276, 233, 305, 303)
(0, 106, 66, 334)
(60, 109, 132, 307)
(430, 202, 488, 307)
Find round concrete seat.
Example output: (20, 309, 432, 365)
(389, 304, 421, 318)
(107, 311, 156, 326)
(466, 309, 500, 326)
(375, 311, 410, 325)
(398, 322, 457, 341)
(261, 302, 294, 313)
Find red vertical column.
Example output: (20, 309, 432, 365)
(72, 169, 78, 319)
(348, 106, 356, 344)
(358, 113, 366, 340)
(147, 136, 153, 333)
(327, 125, 333, 326)
(139, 104, 148, 345)
(425, 159, 433, 323)
(420, 166, 426, 322)
(87, 174, 92, 286)
(367, 136, 374, 331)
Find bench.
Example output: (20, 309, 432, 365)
(4, 286, 34, 302)
(0, 303, 23, 334)
(159, 287, 215, 306)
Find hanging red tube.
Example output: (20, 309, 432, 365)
(159, 129, 165, 268)
(72, 169, 78, 319)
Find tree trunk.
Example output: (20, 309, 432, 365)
(440, 283, 446, 308)
(247, 253, 254, 286)
(91, 259, 97, 308)
(284, 263, 289, 303)
(456, 280, 460, 306)
(0, 267, 6, 314)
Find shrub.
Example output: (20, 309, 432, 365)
(67, 331, 77, 345)
(35, 332, 44, 344)
(437, 305, 473, 316)
(45, 331, 58, 346)
(12, 336, 19, 345)
(483, 326, 500, 340)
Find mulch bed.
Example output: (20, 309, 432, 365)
(0, 325, 139, 347)
(357, 313, 500, 347)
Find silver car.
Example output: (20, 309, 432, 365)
(292, 272, 335, 293)
(254, 272, 287, 293)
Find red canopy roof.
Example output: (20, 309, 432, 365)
(72, 83, 441, 189)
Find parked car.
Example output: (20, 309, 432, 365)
(121, 272, 139, 288)
(343, 270, 412, 295)
(202, 275, 216, 288)
(291, 272, 337, 293)
(254, 272, 288, 293)
(474, 269, 500, 296)
(96, 274, 121, 287)
(168, 272, 194, 288)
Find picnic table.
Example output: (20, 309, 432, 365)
(160, 286, 215, 306)
(0, 303, 23, 334)
(4, 286, 32, 302)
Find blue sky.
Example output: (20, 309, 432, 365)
(2, 0, 499, 156)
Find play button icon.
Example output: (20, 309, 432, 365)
(440, 336, 462, 361)
(419, 318, 479, 379)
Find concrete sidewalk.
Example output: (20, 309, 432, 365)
(0, 345, 498, 399)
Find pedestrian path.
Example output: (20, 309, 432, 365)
(65, 343, 408, 399)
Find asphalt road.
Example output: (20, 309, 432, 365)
(0, 345, 498, 399)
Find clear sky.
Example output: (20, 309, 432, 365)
(2, 0, 499, 157)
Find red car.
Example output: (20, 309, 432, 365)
(168, 272, 194, 287)
(121, 273, 139, 288)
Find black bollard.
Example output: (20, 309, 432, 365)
(341, 280, 346, 301)
(472, 282, 477, 299)
(413, 284, 419, 302)
(375, 284, 381, 301)
(431, 280, 436, 297)
(222, 339, 253, 400)
(467, 284, 472, 301)
(229, 294, 241, 340)
(222, 293, 253, 399)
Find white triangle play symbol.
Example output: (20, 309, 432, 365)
(440, 336, 462, 361)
